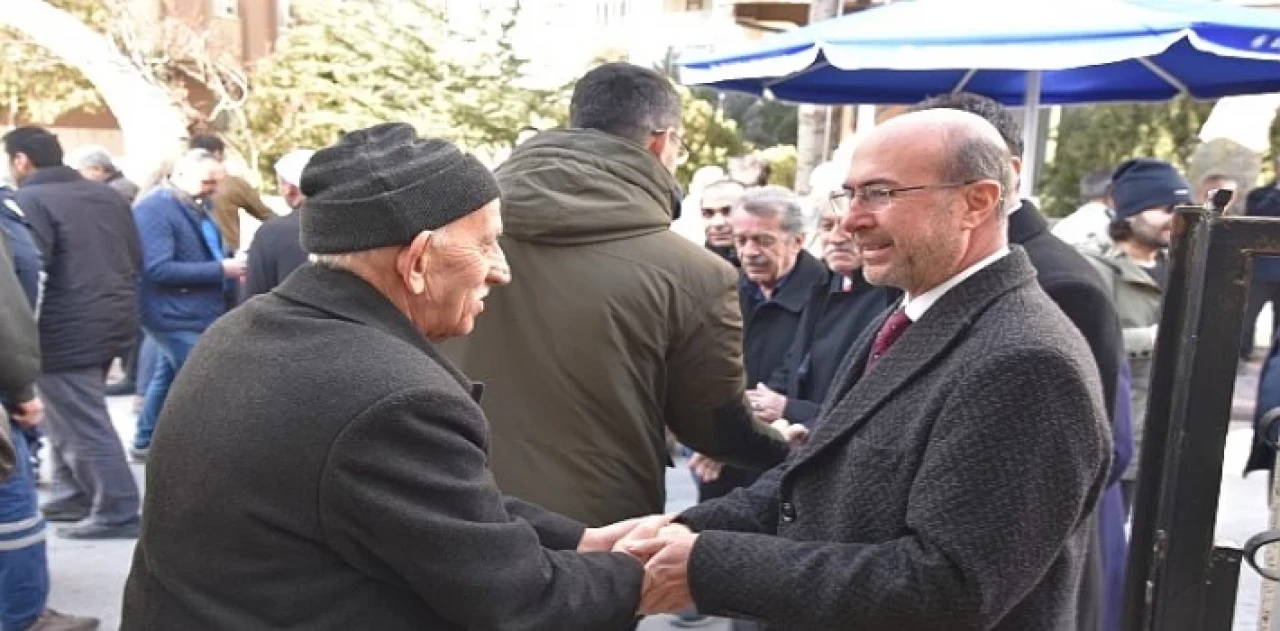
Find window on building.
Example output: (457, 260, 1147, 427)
(212, 0, 238, 18)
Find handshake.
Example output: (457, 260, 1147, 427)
(578, 514, 701, 616)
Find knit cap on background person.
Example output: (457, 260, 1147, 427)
(1110, 158, 1192, 219)
(299, 123, 500, 254)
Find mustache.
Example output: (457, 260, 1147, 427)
(743, 256, 770, 266)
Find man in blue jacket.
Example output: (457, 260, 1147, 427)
(6, 127, 142, 541)
(131, 149, 243, 458)
(0, 184, 100, 630)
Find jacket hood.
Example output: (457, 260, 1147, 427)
(495, 129, 680, 246)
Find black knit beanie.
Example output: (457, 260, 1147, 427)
(1110, 158, 1191, 220)
(300, 123, 500, 254)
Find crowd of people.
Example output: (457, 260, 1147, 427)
(0, 60, 1268, 631)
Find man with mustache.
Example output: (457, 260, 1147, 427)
(755, 202, 899, 429)
(693, 187, 826, 504)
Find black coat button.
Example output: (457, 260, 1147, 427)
(780, 501, 797, 522)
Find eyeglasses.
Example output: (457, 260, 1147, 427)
(828, 180, 980, 213)
(654, 128, 690, 165)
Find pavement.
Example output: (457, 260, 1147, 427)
(37, 362, 1274, 630)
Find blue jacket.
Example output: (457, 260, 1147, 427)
(0, 187, 40, 309)
(134, 185, 227, 333)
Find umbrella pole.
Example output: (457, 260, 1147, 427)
(1019, 71, 1043, 201)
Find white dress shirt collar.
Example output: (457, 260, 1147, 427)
(903, 246, 1011, 322)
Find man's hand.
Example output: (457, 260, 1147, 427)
(578, 514, 674, 553)
(626, 528, 698, 615)
(747, 383, 786, 423)
(688, 453, 722, 482)
(12, 397, 43, 429)
(221, 258, 247, 279)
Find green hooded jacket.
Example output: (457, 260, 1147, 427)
(442, 129, 787, 526)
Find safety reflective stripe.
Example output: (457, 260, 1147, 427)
(0, 529, 45, 551)
(0, 516, 41, 535)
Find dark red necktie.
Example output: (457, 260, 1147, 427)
(865, 309, 912, 373)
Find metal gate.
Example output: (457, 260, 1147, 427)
(1122, 189, 1280, 630)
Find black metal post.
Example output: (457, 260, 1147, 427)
(1122, 207, 1280, 629)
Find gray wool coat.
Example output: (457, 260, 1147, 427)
(121, 264, 644, 631)
(679, 247, 1112, 631)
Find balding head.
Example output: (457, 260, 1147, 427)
(840, 109, 1010, 297)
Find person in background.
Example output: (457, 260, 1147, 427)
(1052, 168, 1114, 253)
(188, 134, 276, 254)
(65, 145, 139, 204)
(1085, 158, 1187, 516)
(130, 149, 242, 460)
(758, 198, 900, 428)
(1243, 157, 1280, 360)
(0, 226, 100, 631)
(5, 126, 143, 541)
(65, 146, 144, 397)
(693, 188, 824, 502)
(1196, 173, 1238, 212)
(699, 179, 745, 267)
(243, 149, 315, 298)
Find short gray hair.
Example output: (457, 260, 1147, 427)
(735, 185, 806, 235)
(940, 131, 1013, 215)
(66, 145, 117, 173)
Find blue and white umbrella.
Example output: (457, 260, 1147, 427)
(679, 0, 1280, 196)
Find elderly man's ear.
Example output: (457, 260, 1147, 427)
(399, 231, 435, 295)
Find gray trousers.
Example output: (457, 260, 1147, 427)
(38, 366, 140, 526)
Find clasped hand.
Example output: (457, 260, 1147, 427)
(578, 514, 698, 615)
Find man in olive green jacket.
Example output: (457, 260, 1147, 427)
(1083, 158, 1187, 514)
(442, 63, 790, 527)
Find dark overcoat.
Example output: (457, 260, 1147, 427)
(679, 248, 1112, 630)
(121, 264, 643, 630)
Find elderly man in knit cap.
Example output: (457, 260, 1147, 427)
(1085, 157, 1190, 516)
(121, 123, 653, 631)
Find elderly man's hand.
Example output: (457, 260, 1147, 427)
(747, 383, 786, 423)
(579, 514, 673, 553)
(626, 527, 698, 615)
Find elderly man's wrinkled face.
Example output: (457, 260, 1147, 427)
(818, 206, 860, 276)
(730, 207, 803, 291)
(411, 199, 509, 341)
(840, 130, 970, 296)
(701, 184, 742, 248)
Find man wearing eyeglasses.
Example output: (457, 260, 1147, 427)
(910, 93, 1126, 631)
(627, 108, 1110, 631)
(442, 63, 795, 536)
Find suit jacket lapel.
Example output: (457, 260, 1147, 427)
(791, 249, 1039, 470)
